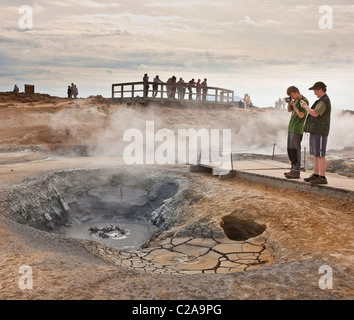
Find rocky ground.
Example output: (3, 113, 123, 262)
(0, 92, 353, 300)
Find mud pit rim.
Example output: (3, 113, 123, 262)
(0, 166, 274, 274)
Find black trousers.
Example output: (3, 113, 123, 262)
(287, 132, 303, 172)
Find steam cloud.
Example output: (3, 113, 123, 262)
(49, 103, 354, 160)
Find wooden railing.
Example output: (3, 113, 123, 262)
(112, 82, 234, 103)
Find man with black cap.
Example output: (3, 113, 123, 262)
(300, 81, 331, 185)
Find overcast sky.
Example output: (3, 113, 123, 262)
(1, 0, 354, 109)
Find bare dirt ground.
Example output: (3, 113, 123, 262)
(0, 92, 353, 300)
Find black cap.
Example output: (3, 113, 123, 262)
(309, 81, 327, 90)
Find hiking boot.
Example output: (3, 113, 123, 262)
(304, 174, 318, 183)
(285, 171, 300, 179)
(311, 176, 328, 185)
(284, 171, 292, 176)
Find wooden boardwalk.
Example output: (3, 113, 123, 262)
(192, 159, 354, 200)
(112, 81, 238, 107)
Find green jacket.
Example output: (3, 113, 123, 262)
(304, 94, 331, 136)
(288, 97, 309, 134)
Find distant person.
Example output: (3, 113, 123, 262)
(196, 79, 202, 100)
(67, 85, 71, 98)
(281, 99, 286, 109)
(243, 94, 251, 108)
(170, 76, 177, 98)
(153, 75, 163, 97)
(275, 98, 283, 109)
(70, 83, 75, 98)
(188, 79, 195, 100)
(301, 81, 331, 185)
(177, 77, 186, 100)
(13, 84, 19, 93)
(143, 73, 149, 98)
(201, 78, 208, 100)
(166, 76, 177, 98)
(73, 85, 79, 98)
(284, 86, 309, 179)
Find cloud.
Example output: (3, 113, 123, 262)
(80, 1, 121, 8)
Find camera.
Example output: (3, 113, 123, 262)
(285, 97, 292, 103)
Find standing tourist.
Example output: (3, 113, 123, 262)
(153, 75, 163, 97)
(284, 86, 309, 179)
(177, 77, 186, 100)
(188, 79, 195, 100)
(73, 84, 79, 98)
(201, 78, 208, 101)
(301, 82, 331, 185)
(196, 79, 202, 100)
(143, 73, 149, 98)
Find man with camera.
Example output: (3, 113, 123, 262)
(284, 86, 309, 179)
(300, 82, 331, 185)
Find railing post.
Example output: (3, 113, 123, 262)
(230, 152, 234, 171)
(132, 84, 134, 98)
(303, 147, 306, 171)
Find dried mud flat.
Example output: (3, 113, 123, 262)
(0, 92, 353, 300)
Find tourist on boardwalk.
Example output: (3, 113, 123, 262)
(13, 84, 19, 93)
(67, 85, 71, 98)
(188, 79, 196, 100)
(284, 86, 309, 179)
(153, 75, 163, 97)
(201, 78, 208, 100)
(301, 81, 332, 185)
(143, 73, 149, 98)
(196, 79, 202, 100)
(166, 76, 177, 98)
(177, 77, 186, 100)
(170, 76, 177, 98)
(275, 98, 285, 109)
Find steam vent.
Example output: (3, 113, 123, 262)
(1, 167, 273, 275)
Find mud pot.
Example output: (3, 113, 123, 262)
(0, 166, 274, 275)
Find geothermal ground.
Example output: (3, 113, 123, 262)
(0, 92, 353, 300)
